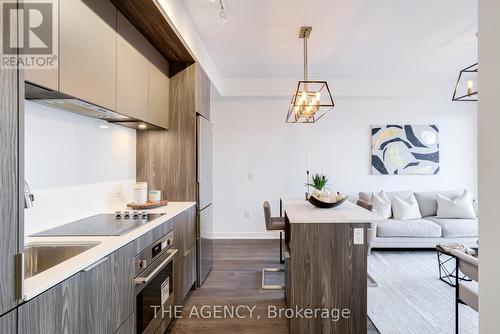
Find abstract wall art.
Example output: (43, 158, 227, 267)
(371, 125, 439, 175)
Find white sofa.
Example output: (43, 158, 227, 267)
(357, 190, 478, 249)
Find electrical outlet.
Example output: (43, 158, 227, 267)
(248, 172, 255, 181)
(353, 228, 364, 245)
(111, 184, 122, 199)
(244, 210, 252, 218)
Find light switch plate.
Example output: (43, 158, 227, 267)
(353, 228, 364, 245)
(244, 210, 252, 218)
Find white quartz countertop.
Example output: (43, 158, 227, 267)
(283, 196, 384, 223)
(24, 201, 196, 301)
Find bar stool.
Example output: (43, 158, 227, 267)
(261, 201, 285, 290)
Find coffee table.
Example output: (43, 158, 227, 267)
(435, 245, 476, 287)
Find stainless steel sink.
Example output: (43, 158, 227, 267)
(24, 241, 101, 279)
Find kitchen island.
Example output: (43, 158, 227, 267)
(282, 197, 383, 334)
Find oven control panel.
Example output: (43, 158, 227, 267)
(135, 230, 174, 275)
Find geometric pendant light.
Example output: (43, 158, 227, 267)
(286, 26, 335, 123)
(452, 63, 478, 102)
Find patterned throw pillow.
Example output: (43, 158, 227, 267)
(371, 191, 392, 219)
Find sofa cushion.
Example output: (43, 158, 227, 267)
(414, 189, 466, 217)
(377, 219, 442, 238)
(425, 216, 478, 237)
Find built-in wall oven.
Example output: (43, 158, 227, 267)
(134, 231, 177, 334)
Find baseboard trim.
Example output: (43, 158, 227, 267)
(210, 232, 281, 239)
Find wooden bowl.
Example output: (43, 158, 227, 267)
(308, 195, 348, 208)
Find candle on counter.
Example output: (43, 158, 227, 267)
(467, 80, 474, 95)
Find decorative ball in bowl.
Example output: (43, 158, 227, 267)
(308, 191, 348, 208)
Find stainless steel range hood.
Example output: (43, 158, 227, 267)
(25, 82, 163, 130)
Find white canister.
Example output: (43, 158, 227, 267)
(133, 182, 148, 204)
(148, 190, 161, 203)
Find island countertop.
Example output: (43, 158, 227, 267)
(282, 196, 384, 223)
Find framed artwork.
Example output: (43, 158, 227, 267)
(371, 125, 439, 175)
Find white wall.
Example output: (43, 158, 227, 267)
(212, 94, 477, 239)
(478, 1, 500, 332)
(24, 101, 136, 235)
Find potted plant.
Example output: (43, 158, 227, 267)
(307, 174, 329, 198)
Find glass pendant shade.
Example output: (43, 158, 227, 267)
(452, 63, 478, 101)
(286, 80, 334, 123)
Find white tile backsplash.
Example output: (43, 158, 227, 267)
(24, 100, 137, 235)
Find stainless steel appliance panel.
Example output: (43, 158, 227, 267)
(197, 204, 213, 286)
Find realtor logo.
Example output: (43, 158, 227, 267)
(1, 0, 58, 68)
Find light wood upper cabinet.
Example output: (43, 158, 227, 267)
(148, 44, 170, 129)
(117, 12, 149, 121)
(24, 0, 59, 91)
(195, 65, 210, 120)
(59, 0, 117, 110)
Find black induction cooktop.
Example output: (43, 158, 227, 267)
(32, 213, 165, 237)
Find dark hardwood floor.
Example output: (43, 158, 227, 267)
(167, 240, 380, 334)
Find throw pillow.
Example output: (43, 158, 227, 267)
(437, 190, 476, 219)
(392, 194, 422, 220)
(371, 191, 392, 219)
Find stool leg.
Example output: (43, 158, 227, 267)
(280, 232, 284, 264)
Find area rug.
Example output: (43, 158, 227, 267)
(367, 251, 478, 334)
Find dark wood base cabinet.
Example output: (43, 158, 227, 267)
(19, 243, 135, 334)
(0, 310, 17, 334)
(174, 207, 197, 305)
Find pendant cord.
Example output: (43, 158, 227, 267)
(303, 36, 308, 82)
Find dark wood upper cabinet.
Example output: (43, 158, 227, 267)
(195, 66, 211, 120)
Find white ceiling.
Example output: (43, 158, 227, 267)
(181, 0, 477, 81)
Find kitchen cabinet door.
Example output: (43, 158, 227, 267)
(114, 313, 135, 334)
(59, 0, 117, 110)
(174, 208, 197, 304)
(0, 64, 20, 315)
(24, 0, 59, 90)
(195, 65, 210, 120)
(79, 257, 113, 334)
(117, 11, 149, 121)
(111, 243, 135, 332)
(148, 44, 170, 129)
(19, 273, 82, 334)
(0, 309, 16, 334)
(174, 244, 196, 305)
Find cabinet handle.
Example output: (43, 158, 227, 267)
(184, 249, 191, 257)
(135, 249, 178, 285)
(82, 257, 109, 272)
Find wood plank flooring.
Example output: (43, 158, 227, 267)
(167, 240, 380, 334)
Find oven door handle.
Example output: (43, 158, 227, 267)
(134, 249, 177, 285)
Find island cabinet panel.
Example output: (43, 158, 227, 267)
(79, 257, 113, 334)
(19, 273, 83, 334)
(111, 243, 135, 332)
(116, 11, 149, 121)
(287, 222, 369, 334)
(59, 0, 117, 110)
(173, 207, 197, 304)
(0, 65, 19, 314)
(0, 309, 16, 334)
